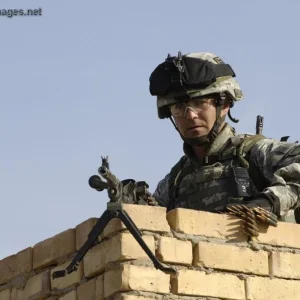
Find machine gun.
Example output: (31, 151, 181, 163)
(52, 156, 176, 279)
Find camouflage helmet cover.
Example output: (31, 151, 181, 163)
(150, 52, 244, 119)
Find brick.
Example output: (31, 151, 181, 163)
(84, 233, 155, 277)
(172, 269, 245, 300)
(50, 260, 83, 290)
(271, 251, 300, 279)
(76, 218, 98, 250)
(0, 289, 10, 300)
(0, 248, 32, 284)
(58, 290, 77, 300)
(77, 278, 96, 300)
(14, 270, 50, 300)
(194, 241, 268, 275)
(104, 265, 170, 298)
(95, 275, 104, 300)
(33, 229, 76, 270)
(167, 208, 247, 242)
(157, 237, 192, 265)
(103, 204, 170, 237)
(257, 221, 300, 249)
(246, 276, 300, 300)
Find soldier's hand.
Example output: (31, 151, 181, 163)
(144, 195, 159, 206)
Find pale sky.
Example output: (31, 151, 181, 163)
(1, 0, 300, 259)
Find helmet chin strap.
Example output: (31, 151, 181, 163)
(169, 94, 227, 147)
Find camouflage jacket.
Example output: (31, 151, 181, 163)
(152, 123, 300, 222)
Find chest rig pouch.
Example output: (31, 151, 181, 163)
(231, 166, 252, 198)
(168, 160, 252, 212)
(167, 134, 266, 212)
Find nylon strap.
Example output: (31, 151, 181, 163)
(238, 134, 265, 168)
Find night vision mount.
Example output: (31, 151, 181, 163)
(52, 156, 176, 279)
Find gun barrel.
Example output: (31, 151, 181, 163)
(98, 166, 121, 189)
(256, 115, 264, 135)
(98, 166, 122, 202)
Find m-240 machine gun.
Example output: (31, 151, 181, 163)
(52, 156, 176, 279)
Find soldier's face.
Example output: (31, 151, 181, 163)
(173, 99, 229, 139)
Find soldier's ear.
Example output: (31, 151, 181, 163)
(221, 101, 230, 117)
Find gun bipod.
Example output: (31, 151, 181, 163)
(52, 203, 176, 279)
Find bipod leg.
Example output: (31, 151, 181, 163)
(119, 210, 176, 275)
(52, 209, 116, 279)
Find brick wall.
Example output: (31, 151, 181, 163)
(1, 204, 300, 300)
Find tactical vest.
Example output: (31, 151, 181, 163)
(167, 134, 267, 212)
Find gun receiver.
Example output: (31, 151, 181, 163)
(52, 156, 176, 279)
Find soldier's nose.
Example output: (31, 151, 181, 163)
(184, 107, 198, 120)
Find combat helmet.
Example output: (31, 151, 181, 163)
(149, 51, 243, 146)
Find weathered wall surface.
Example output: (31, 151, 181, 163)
(1, 204, 300, 300)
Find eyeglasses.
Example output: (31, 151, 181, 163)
(169, 97, 215, 118)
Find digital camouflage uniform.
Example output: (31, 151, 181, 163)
(153, 123, 300, 222)
(149, 51, 300, 223)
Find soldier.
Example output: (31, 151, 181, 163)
(149, 51, 300, 223)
